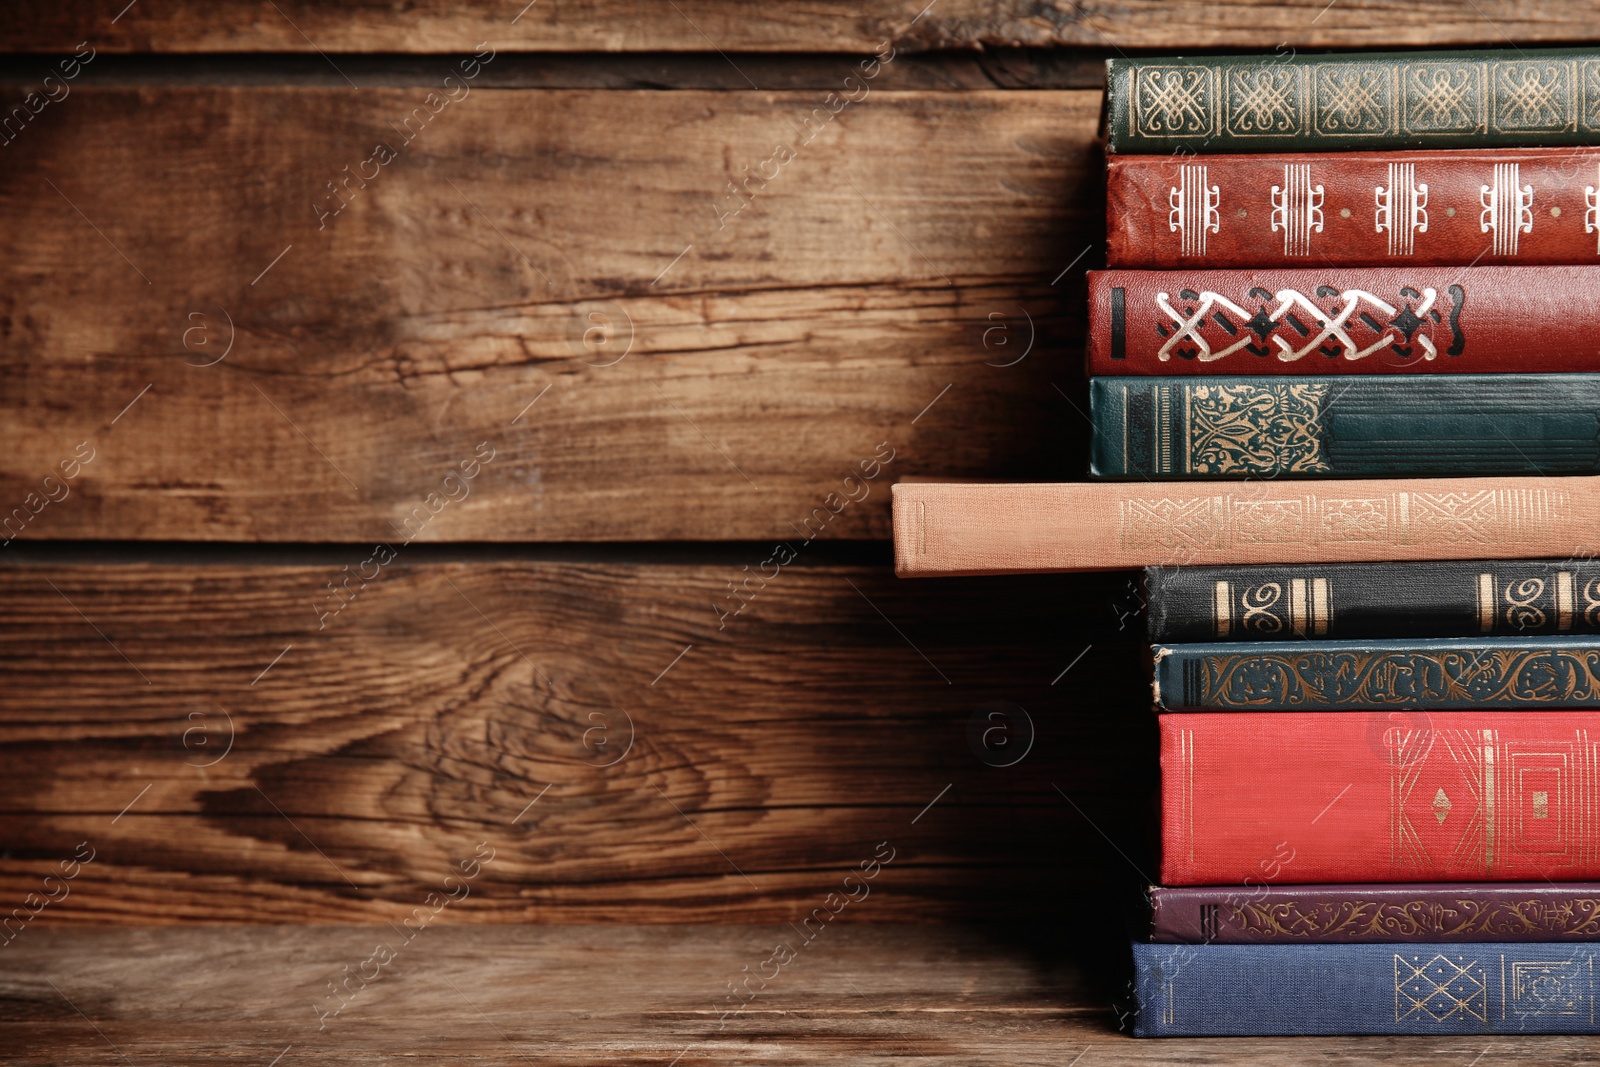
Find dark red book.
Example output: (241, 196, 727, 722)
(1161, 711, 1600, 886)
(1087, 266, 1600, 375)
(1107, 148, 1600, 269)
(1149, 883, 1600, 943)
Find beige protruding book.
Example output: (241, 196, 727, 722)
(892, 478, 1600, 576)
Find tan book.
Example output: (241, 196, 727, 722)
(892, 478, 1600, 576)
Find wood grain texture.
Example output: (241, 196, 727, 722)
(0, 50, 1112, 91)
(0, 561, 1152, 923)
(4, 925, 1594, 1065)
(0, 87, 1089, 541)
(0, 1, 1590, 54)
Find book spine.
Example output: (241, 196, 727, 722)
(1132, 941, 1600, 1035)
(1106, 48, 1600, 154)
(1107, 148, 1600, 268)
(1145, 560, 1600, 643)
(1152, 636, 1600, 711)
(1089, 375, 1600, 479)
(1085, 266, 1600, 376)
(1159, 711, 1600, 885)
(890, 478, 1600, 576)
(1149, 883, 1600, 943)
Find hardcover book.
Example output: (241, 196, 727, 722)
(889, 478, 1600, 576)
(1090, 375, 1600, 479)
(1085, 266, 1600, 376)
(1132, 941, 1600, 1035)
(1106, 48, 1600, 154)
(1159, 711, 1600, 885)
(1149, 883, 1600, 944)
(1107, 148, 1600, 268)
(1145, 559, 1600, 643)
(1152, 636, 1600, 712)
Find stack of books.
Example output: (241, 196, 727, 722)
(1137, 559, 1600, 1036)
(895, 45, 1600, 1036)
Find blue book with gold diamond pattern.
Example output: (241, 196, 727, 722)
(1090, 375, 1600, 478)
(1133, 941, 1600, 1035)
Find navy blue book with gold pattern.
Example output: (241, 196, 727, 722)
(1151, 636, 1600, 711)
(1090, 375, 1600, 479)
(1144, 560, 1600, 643)
(1133, 941, 1600, 1035)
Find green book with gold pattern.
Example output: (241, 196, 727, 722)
(1089, 375, 1600, 479)
(1106, 48, 1600, 153)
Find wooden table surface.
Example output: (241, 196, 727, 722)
(6, 924, 1587, 1065)
(2, 2, 1596, 1061)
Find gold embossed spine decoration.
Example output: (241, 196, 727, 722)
(1186, 381, 1330, 476)
(1161, 718, 1198, 876)
(1290, 578, 1309, 636)
(1128, 64, 1220, 142)
(1113, 51, 1600, 156)
(1483, 729, 1496, 871)
(890, 478, 1600, 577)
(1207, 892, 1600, 942)
(1182, 644, 1600, 710)
(1121, 382, 1129, 476)
(1214, 580, 1232, 638)
(1503, 576, 1551, 631)
(1240, 582, 1286, 634)
(1117, 485, 1570, 553)
(1394, 952, 1489, 1023)
(1479, 573, 1497, 633)
(1183, 728, 1195, 865)
(1159, 383, 1173, 475)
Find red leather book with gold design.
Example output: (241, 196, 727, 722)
(1087, 266, 1600, 375)
(1108, 148, 1600, 268)
(1161, 711, 1600, 885)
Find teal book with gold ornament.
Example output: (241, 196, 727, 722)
(1090, 375, 1600, 478)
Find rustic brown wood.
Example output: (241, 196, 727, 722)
(0, 561, 1151, 923)
(9, 6, 1593, 1061)
(0, 87, 1090, 542)
(0, 1, 1588, 54)
(0, 50, 1112, 91)
(2, 924, 1592, 1065)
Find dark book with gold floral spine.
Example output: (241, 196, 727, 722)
(1152, 636, 1600, 711)
(1091, 375, 1600, 478)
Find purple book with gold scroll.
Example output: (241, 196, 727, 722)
(1150, 884, 1600, 944)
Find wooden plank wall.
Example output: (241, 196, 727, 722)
(0, 2, 1552, 924)
(0, 557, 1150, 922)
(2, 2, 1588, 52)
(0, 86, 1089, 541)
